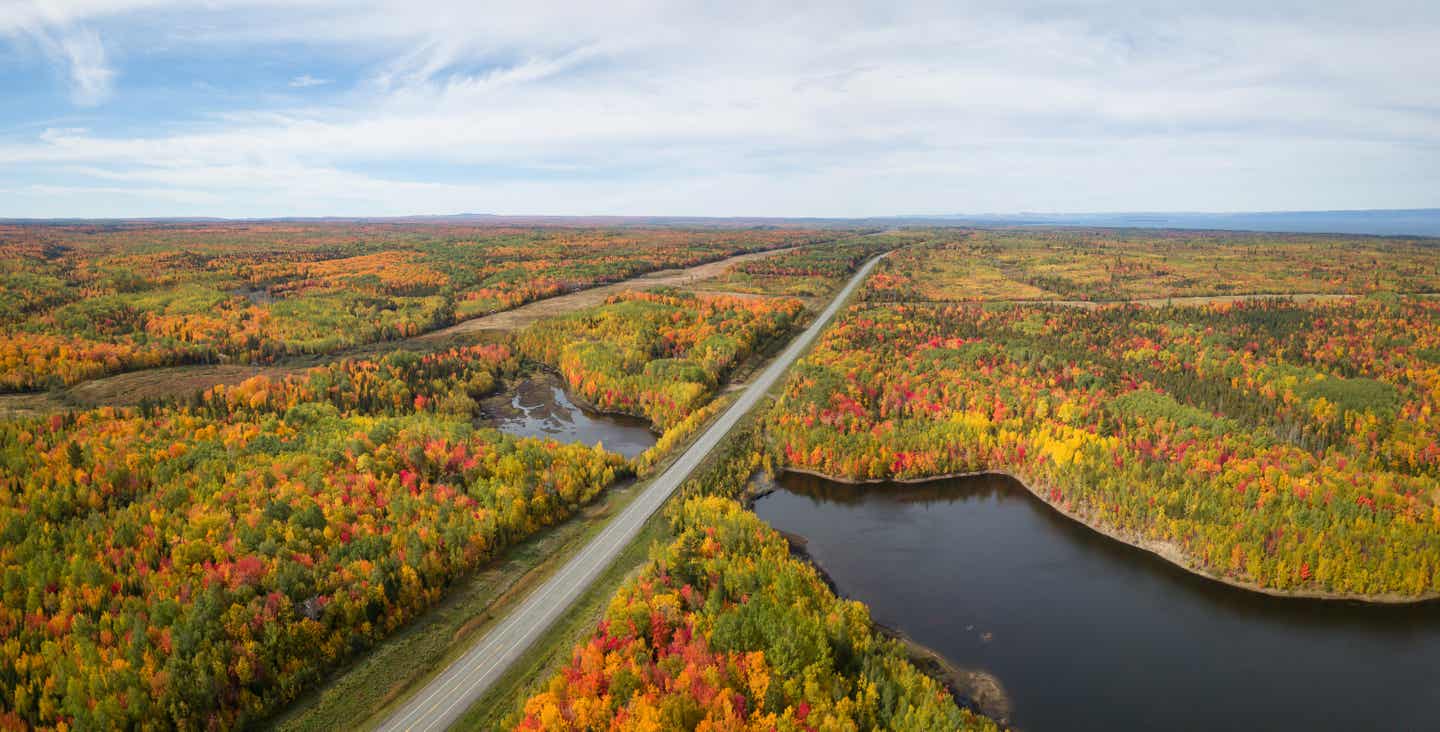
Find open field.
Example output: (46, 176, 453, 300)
(980, 291, 1440, 309)
(697, 230, 928, 298)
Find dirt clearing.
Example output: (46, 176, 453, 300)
(0, 247, 796, 417)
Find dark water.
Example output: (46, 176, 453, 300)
(483, 376, 656, 458)
(753, 473, 1440, 732)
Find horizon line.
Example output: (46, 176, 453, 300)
(3, 207, 1439, 224)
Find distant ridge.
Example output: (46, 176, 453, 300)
(931, 209, 1440, 237)
(3, 209, 1437, 237)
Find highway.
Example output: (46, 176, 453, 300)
(375, 253, 885, 731)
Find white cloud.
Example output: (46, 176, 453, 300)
(56, 27, 114, 105)
(18, 24, 117, 106)
(1, 0, 1438, 216)
(288, 74, 330, 88)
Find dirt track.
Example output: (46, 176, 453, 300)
(413, 247, 795, 339)
(0, 248, 795, 417)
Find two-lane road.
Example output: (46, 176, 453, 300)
(376, 253, 886, 731)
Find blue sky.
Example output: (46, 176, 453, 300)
(2, 1, 1437, 218)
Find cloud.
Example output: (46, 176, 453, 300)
(21, 24, 117, 106)
(1, 1, 1437, 216)
(288, 74, 331, 88)
(56, 28, 115, 105)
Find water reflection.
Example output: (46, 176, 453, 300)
(483, 374, 657, 458)
(755, 472, 1440, 731)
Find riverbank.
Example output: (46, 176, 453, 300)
(777, 466, 1440, 605)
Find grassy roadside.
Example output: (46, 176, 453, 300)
(450, 253, 892, 730)
(452, 407, 768, 732)
(447, 345, 806, 731)
(273, 389, 738, 732)
(267, 279, 827, 731)
(267, 475, 650, 732)
(452, 502, 675, 731)
(277, 249, 890, 732)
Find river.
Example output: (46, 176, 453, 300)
(752, 472, 1440, 731)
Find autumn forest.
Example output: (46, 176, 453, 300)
(2, 222, 1438, 730)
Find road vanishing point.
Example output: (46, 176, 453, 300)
(376, 253, 886, 731)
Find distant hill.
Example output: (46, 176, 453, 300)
(929, 209, 1440, 237)
(4, 209, 1437, 237)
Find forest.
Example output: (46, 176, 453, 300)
(0, 248, 815, 728)
(764, 290, 1440, 596)
(10, 222, 1438, 730)
(502, 230, 1440, 730)
(512, 497, 996, 731)
(867, 229, 1440, 302)
(0, 222, 828, 392)
(704, 231, 932, 297)
(509, 413, 997, 731)
(0, 342, 635, 728)
(516, 290, 805, 432)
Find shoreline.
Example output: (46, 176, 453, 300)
(493, 368, 666, 436)
(776, 466, 1440, 606)
(876, 623, 1014, 727)
(771, 525, 1014, 726)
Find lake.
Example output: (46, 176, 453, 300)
(753, 472, 1440, 731)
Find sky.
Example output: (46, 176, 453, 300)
(1, 0, 1437, 218)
